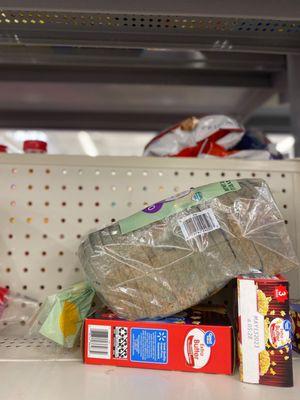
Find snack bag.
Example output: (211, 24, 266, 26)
(30, 281, 95, 348)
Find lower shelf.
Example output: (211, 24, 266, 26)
(0, 337, 299, 400)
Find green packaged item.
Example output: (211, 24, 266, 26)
(31, 281, 95, 348)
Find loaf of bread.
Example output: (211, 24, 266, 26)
(79, 179, 298, 320)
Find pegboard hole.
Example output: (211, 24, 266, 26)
(45, 169, 51, 174)
(111, 218, 116, 223)
(26, 217, 32, 223)
(23, 268, 28, 273)
(44, 201, 49, 207)
(42, 234, 48, 239)
(190, 172, 194, 176)
(59, 251, 64, 256)
(11, 168, 18, 174)
(28, 185, 33, 190)
(10, 200, 16, 207)
(127, 202, 132, 207)
(61, 201, 66, 207)
(251, 173, 256, 177)
(285, 220, 288, 224)
(22, 285, 27, 290)
(205, 172, 210, 177)
(25, 234, 30, 239)
(40, 285, 45, 290)
(6, 268, 11, 273)
(94, 186, 100, 191)
(94, 202, 100, 207)
(94, 218, 99, 223)
(159, 186, 164, 191)
(57, 285, 62, 290)
(27, 201, 33, 207)
(78, 169, 83, 175)
(174, 171, 179, 176)
(43, 218, 49, 224)
(7, 251, 12, 256)
(24, 251, 30, 256)
(76, 234, 81, 239)
(142, 186, 147, 191)
(28, 168, 34, 174)
(78, 186, 83, 190)
(5, 285, 10, 289)
(74, 267, 80, 272)
(10, 184, 16, 190)
(111, 201, 116, 207)
(236, 172, 241, 177)
(78, 202, 83, 207)
(62, 185, 67, 190)
(283, 204, 287, 209)
(61, 218, 66, 223)
(221, 172, 225, 177)
(40, 267, 46, 273)
(60, 234, 65, 239)
(9, 217, 16, 223)
(58, 267, 63, 273)
(8, 234, 13, 239)
(77, 218, 82, 223)
(42, 251, 47, 256)
(266, 173, 271, 177)
(282, 189, 286, 193)
(281, 173, 286, 178)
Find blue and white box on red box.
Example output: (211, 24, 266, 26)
(84, 305, 234, 374)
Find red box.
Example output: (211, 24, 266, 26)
(237, 274, 293, 387)
(84, 306, 234, 374)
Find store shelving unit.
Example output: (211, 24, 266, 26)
(0, 2, 299, 398)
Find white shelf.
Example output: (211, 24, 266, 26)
(0, 352, 299, 400)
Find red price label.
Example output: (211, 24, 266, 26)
(274, 285, 288, 303)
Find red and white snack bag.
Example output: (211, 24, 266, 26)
(144, 115, 244, 157)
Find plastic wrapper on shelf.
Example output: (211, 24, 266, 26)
(144, 115, 244, 157)
(144, 115, 282, 160)
(29, 281, 95, 348)
(79, 179, 299, 321)
(0, 288, 39, 336)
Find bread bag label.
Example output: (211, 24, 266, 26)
(119, 180, 240, 234)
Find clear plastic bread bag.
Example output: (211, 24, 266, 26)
(79, 179, 299, 320)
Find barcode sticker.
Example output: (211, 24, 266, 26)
(88, 325, 111, 359)
(179, 208, 220, 240)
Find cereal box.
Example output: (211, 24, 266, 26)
(84, 305, 234, 374)
(237, 275, 293, 387)
(290, 300, 300, 353)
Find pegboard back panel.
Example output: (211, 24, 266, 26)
(0, 154, 299, 301)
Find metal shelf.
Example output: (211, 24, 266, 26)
(0, 343, 299, 400)
(0, 2, 298, 53)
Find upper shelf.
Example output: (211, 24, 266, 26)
(0, 1, 299, 53)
